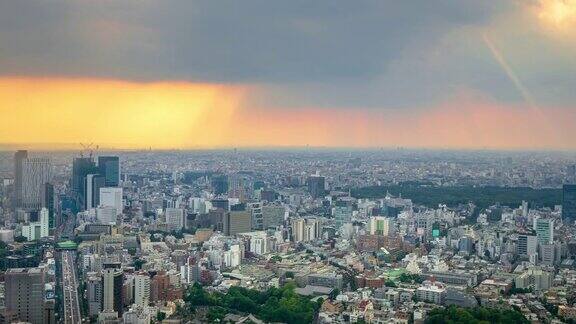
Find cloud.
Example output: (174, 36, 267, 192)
(0, 1, 500, 82)
(0, 0, 575, 109)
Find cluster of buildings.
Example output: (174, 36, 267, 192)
(0, 150, 575, 323)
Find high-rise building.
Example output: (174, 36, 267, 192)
(517, 234, 538, 257)
(87, 273, 103, 316)
(165, 208, 185, 231)
(534, 218, 554, 245)
(100, 187, 123, 215)
(98, 156, 120, 187)
(228, 174, 245, 201)
(72, 157, 97, 209)
(5, 267, 46, 323)
(563, 185, 576, 222)
(292, 218, 322, 242)
(223, 210, 252, 236)
(211, 174, 228, 195)
(133, 273, 151, 307)
(103, 267, 124, 316)
(262, 204, 286, 229)
(85, 174, 105, 210)
(248, 202, 263, 230)
(307, 175, 325, 199)
(13, 150, 28, 207)
(97, 206, 118, 225)
(22, 208, 50, 241)
(333, 204, 353, 229)
(368, 216, 395, 236)
(21, 158, 51, 209)
(42, 183, 55, 229)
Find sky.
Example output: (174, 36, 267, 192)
(1, 0, 576, 150)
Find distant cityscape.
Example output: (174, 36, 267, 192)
(0, 149, 575, 323)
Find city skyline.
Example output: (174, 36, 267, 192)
(0, 1, 575, 149)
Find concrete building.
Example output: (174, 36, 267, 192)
(100, 187, 123, 215)
(5, 267, 46, 323)
(21, 207, 49, 241)
(223, 210, 252, 236)
(87, 273, 103, 316)
(534, 218, 554, 245)
(21, 157, 51, 209)
(517, 234, 538, 258)
(103, 268, 124, 316)
(416, 281, 446, 305)
(368, 216, 395, 236)
(165, 208, 185, 231)
(262, 204, 286, 229)
(133, 273, 151, 307)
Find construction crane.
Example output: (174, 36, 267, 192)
(79, 143, 99, 159)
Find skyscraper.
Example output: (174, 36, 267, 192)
(211, 174, 229, 195)
(21, 157, 51, 209)
(98, 156, 120, 187)
(103, 267, 123, 316)
(42, 183, 55, 229)
(535, 218, 554, 245)
(72, 157, 97, 209)
(5, 267, 46, 323)
(85, 174, 105, 210)
(307, 175, 325, 199)
(563, 184, 576, 222)
(13, 150, 28, 207)
(333, 203, 353, 229)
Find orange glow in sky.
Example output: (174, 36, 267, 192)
(1, 77, 575, 150)
(538, 0, 576, 29)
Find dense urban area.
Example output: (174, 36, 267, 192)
(1, 148, 576, 324)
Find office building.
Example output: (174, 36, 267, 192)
(535, 218, 554, 245)
(165, 208, 185, 231)
(100, 187, 123, 215)
(42, 183, 55, 228)
(368, 216, 395, 236)
(333, 204, 353, 229)
(262, 204, 286, 229)
(563, 185, 576, 222)
(87, 274, 103, 316)
(517, 234, 538, 257)
(248, 202, 263, 230)
(103, 267, 124, 316)
(5, 267, 46, 323)
(292, 218, 322, 242)
(72, 157, 97, 210)
(85, 174, 105, 210)
(307, 175, 325, 199)
(22, 207, 49, 241)
(13, 150, 28, 207)
(211, 174, 228, 195)
(223, 210, 252, 236)
(21, 158, 51, 209)
(98, 156, 120, 187)
(97, 206, 117, 225)
(133, 273, 151, 307)
(228, 174, 245, 201)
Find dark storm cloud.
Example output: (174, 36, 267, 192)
(0, 0, 502, 82)
(1, 0, 575, 108)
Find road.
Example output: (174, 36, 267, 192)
(61, 251, 81, 324)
